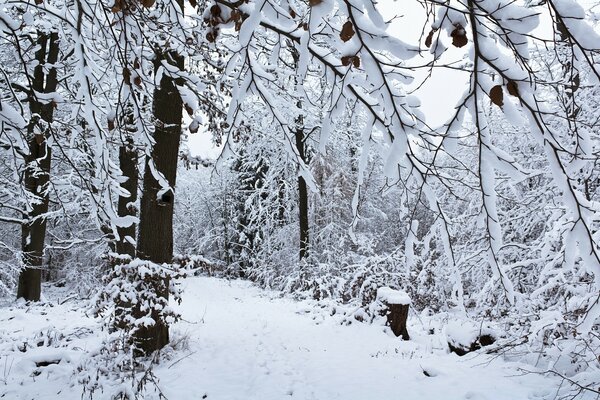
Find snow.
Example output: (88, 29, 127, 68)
(0, 277, 574, 399)
(376, 286, 411, 305)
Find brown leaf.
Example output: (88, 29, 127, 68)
(108, 119, 115, 131)
(490, 85, 503, 107)
(425, 29, 435, 48)
(450, 25, 467, 48)
(289, 7, 296, 18)
(133, 58, 140, 69)
(111, 0, 121, 13)
(185, 104, 194, 116)
(302, 22, 308, 31)
(308, 0, 322, 6)
(141, 0, 155, 8)
(134, 76, 142, 87)
(189, 0, 197, 7)
(507, 80, 519, 97)
(189, 119, 199, 133)
(352, 56, 360, 68)
(123, 68, 131, 85)
(341, 55, 352, 66)
(35, 0, 43, 4)
(210, 4, 221, 17)
(235, 21, 242, 32)
(231, 9, 241, 22)
(206, 31, 216, 42)
(340, 21, 355, 42)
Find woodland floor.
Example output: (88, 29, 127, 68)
(0, 277, 582, 400)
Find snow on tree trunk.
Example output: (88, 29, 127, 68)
(134, 13, 185, 355)
(17, 31, 59, 302)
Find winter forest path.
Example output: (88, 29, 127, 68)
(155, 277, 559, 400)
(0, 277, 566, 399)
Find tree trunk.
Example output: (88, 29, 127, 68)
(295, 128, 309, 261)
(116, 134, 138, 259)
(134, 30, 184, 355)
(17, 32, 59, 301)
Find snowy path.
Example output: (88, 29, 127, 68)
(156, 278, 555, 400)
(0, 277, 562, 399)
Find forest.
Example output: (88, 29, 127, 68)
(0, 0, 599, 398)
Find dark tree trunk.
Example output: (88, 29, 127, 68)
(116, 135, 138, 259)
(295, 128, 309, 261)
(134, 29, 184, 355)
(17, 32, 59, 301)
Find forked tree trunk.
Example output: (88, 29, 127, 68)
(17, 31, 59, 301)
(134, 22, 184, 355)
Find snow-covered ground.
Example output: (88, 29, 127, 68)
(0, 277, 574, 399)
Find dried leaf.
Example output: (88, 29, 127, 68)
(425, 29, 435, 48)
(352, 56, 360, 68)
(289, 7, 296, 18)
(35, 0, 43, 4)
(341, 56, 352, 67)
(108, 119, 115, 131)
(134, 76, 142, 87)
(189, 0, 197, 7)
(308, 0, 322, 6)
(231, 9, 241, 22)
(123, 68, 131, 85)
(490, 85, 504, 107)
(340, 21, 355, 42)
(507, 80, 519, 97)
(185, 104, 194, 116)
(141, 0, 155, 8)
(111, 0, 121, 13)
(210, 4, 221, 17)
(450, 25, 467, 48)
(189, 119, 199, 134)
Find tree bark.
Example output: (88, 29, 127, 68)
(116, 134, 138, 259)
(295, 128, 309, 261)
(134, 28, 184, 355)
(17, 32, 59, 301)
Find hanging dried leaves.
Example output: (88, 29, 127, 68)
(450, 24, 467, 48)
(289, 7, 296, 18)
(185, 104, 194, 116)
(425, 29, 435, 48)
(141, 0, 155, 8)
(34, 0, 43, 4)
(308, 0, 322, 6)
(507, 80, 519, 97)
(189, 0, 197, 7)
(490, 85, 503, 107)
(108, 118, 115, 131)
(340, 21, 355, 42)
(133, 76, 142, 87)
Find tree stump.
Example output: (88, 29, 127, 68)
(377, 287, 411, 340)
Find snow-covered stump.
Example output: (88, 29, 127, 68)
(376, 287, 411, 340)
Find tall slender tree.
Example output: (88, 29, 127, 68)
(17, 31, 59, 301)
